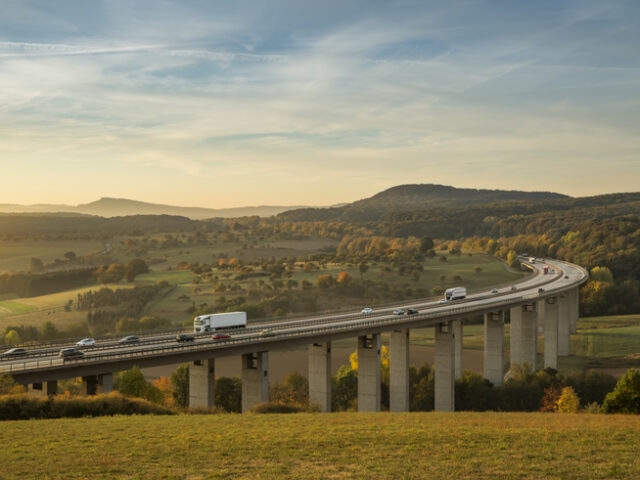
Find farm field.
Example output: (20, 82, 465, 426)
(0, 239, 104, 273)
(1, 412, 639, 479)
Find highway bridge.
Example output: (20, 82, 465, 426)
(0, 257, 587, 412)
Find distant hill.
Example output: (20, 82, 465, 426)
(0, 198, 308, 219)
(278, 184, 570, 222)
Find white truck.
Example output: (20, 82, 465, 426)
(193, 312, 247, 333)
(444, 286, 467, 301)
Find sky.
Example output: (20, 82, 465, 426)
(1, 0, 639, 208)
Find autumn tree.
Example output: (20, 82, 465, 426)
(555, 386, 580, 413)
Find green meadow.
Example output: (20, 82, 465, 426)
(1, 412, 639, 479)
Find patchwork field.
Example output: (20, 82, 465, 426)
(0, 240, 104, 273)
(1, 412, 638, 479)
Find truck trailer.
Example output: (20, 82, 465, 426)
(444, 287, 467, 301)
(193, 312, 247, 333)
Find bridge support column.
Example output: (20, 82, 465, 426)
(357, 334, 381, 412)
(82, 375, 99, 396)
(537, 300, 545, 334)
(558, 294, 570, 356)
(435, 322, 455, 412)
(241, 352, 269, 413)
(308, 342, 331, 412)
(453, 320, 464, 379)
(484, 311, 505, 386)
(510, 303, 538, 372)
(189, 358, 215, 408)
(569, 288, 579, 334)
(28, 380, 57, 396)
(99, 373, 113, 394)
(390, 329, 409, 412)
(544, 297, 559, 369)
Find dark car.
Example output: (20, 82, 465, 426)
(538, 288, 545, 293)
(59, 347, 84, 359)
(176, 334, 195, 342)
(406, 308, 419, 315)
(2, 347, 27, 358)
(119, 335, 140, 344)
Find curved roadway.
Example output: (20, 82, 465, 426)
(1, 257, 588, 384)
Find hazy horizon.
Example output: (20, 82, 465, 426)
(1, 1, 639, 208)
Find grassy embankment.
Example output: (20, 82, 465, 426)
(1, 412, 639, 479)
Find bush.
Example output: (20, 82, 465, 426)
(601, 368, 640, 414)
(249, 402, 308, 414)
(0, 392, 174, 420)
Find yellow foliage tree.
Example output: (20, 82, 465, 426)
(349, 345, 389, 377)
(153, 376, 175, 407)
(555, 386, 580, 413)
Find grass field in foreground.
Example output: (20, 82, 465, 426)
(2, 412, 639, 479)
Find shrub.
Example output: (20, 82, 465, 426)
(601, 368, 640, 414)
(249, 402, 307, 414)
(0, 392, 174, 420)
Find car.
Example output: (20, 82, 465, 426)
(491, 288, 498, 293)
(76, 338, 95, 347)
(511, 286, 517, 291)
(59, 347, 84, 359)
(176, 334, 195, 342)
(259, 329, 274, 338)
(565, 275, 569, 279)
(118, 335, 140, 344)
(406, 308, 419, 315)
(2, 347, 27, 358)
(393, 309, 405, 315)
(361, 307, 373, 314)
(538, 288, 545, 293)
(439, 299, 447, 304)
(212, 333, 231, 341)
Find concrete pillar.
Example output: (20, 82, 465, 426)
(484, 311, 505, 386)
(308, 342, 331, 412)
(189, 358, 215, 408)
(241, 352, 269, 412)
(453, 320, 464, 379)
(510, 303, 538, 372)
(537, 300, 545, 334)
(28, 380, 57, 396)
(98, 373, 113, 394)
(357, 334, 381, 412)
(82, 375, 99, 396)
(544, 297, 559, 369)
(434, 322, 455, 412)
(570, 288, 579, 334)
(558, 294, 570, 356)
(390, 329, 410, 412)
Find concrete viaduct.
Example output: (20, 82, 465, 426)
(2, 258, 587, 412)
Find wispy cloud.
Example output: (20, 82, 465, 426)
(0, 0, 638, 206)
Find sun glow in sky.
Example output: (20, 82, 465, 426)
(1, 1, 639, 208)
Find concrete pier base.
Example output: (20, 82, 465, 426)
(357, 334, 381, 412)
(453, 320, 464, 379)
(510, 303, 538, 372)
(390, 329, 409, 412)
(308, 342, 331, 412)
(189, 358, 215, 408)
(558, 294, 570, 356)
(241, 352, 269, 412)
(569, 288, 579, 334)
(28, 380, 57, 396)
(434, 322, 455, 412)
(484, 311, 505, 386)
(82, 375, 99, 395)
(99, 373, 113, 394)
(544, 297, 559, 369)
